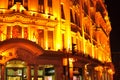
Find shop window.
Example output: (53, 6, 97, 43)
(45, 67, 55, 76)
(37, 29, 44, 48)
(38, 0, 45, 13)
(48, 0, 53, 15)
(48, 31, 53, 50)
(61, 4, 65, 19)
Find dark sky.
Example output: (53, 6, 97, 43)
(105, 0, 120, 52)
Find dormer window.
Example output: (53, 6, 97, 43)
(14, 0, 23, 4)
(8, 0, 28, 10)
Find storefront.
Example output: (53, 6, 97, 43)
(0, 38, 64, 80)
(5, 60, 55, 80)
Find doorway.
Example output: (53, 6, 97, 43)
(6, 60, 27, 80)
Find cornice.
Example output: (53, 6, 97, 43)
(0, 12, 58, 27)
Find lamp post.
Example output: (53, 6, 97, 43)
(67, 53, 70, 80)
(67, 43, 76, 80)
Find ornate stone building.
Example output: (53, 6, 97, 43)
(0, 0, 114, 80)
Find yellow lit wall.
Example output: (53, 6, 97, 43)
(0, 0, 112, 63)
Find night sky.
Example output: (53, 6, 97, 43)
(105, 0, 120, 52)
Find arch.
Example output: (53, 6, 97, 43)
(0, 38, 44, 64)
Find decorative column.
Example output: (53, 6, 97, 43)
(1, 64, 5, 80)
(44, 28, 48, 50)
(54, 65, 63, 80)
(84, 64, 88, 80)
(27, 64, 31, 80)
(34, 65, 38, 80)
(94, 66, 103, 80)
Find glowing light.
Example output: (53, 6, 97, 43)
(63, 58, 67, 66)
(108, 69, 114, 74)
(94, 66, 103, 71)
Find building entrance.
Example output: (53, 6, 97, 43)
(6, 60, 27, 80)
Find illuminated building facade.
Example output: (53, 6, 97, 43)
(0, 0, 114, 80)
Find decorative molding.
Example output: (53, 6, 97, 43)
(0, 13, 58, 27)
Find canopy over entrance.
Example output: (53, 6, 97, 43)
(0, 38, 44, 64)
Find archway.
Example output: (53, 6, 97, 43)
(0, 38, 44, 64)
(0, 38, 44, 80)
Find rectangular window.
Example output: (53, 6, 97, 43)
(70, 9, 74, 23)
(7, 26, 11, 39)
(83, 3, 88, 16)
(0, 26, 3, 41)
(48, 0, 52, 15)
(48, 31, 53, 50)
(38, 0, 45, 13)
(12, 25, 22, 38)
(75, 13, 78, 25)
(23, 0, 28, 10)
(8, 0, 13, 9)
(61, 4, 65, 19)
(24, 27, 28, 39)
(78, 16, 80, 27)
(75, 13, 80, 27)
(90, 0, 94, 7)
(37, 29, 44, 48)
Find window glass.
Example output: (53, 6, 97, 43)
(7, 26, 11, 39)
(61, 4, 65, 19)
(48, 31, 53, 50)
(48, 0, 52, 15)
(70, 9, 74, 23)
(38, 0, 45, 13)
(23, 0, 28, 10)
(12, 25, 22, 38)
(8, 0, 13, 9)
(24, 27, 28, 39)
(37, 29, 44, 48)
